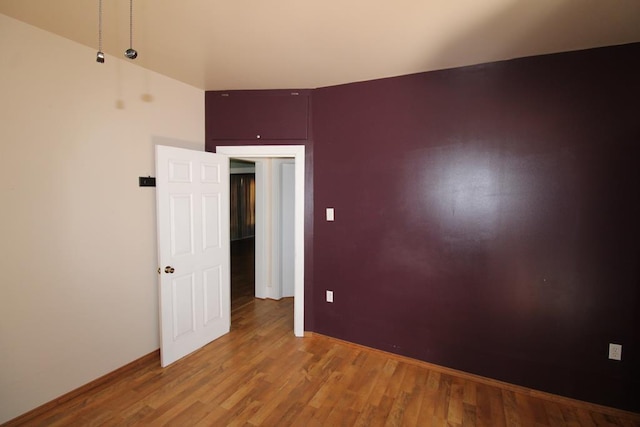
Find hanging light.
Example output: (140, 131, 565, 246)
(124, 0, 138, 59)
(96, 0, 105, 63)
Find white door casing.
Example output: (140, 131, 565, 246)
(217, 145, 305, 337)
(156, 145, 230, 367)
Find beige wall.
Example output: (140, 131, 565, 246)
(0, 14, 204, 423)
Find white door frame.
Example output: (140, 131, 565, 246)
(217, 145, 305, 337)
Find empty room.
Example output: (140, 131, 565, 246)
(1, 1, 639, 425)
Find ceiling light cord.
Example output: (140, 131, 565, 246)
(96, 0, 104, 63)
(129, 0, 133, 48)
(125, 0, 138, 59)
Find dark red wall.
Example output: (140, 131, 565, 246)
(311, 43, 639, 411)
(206, 44, 640, 411)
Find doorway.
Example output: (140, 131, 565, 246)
(230, 158, 294, 305)
(217, 145, 305, 337)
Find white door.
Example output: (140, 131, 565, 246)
(156, 145, 230, 367)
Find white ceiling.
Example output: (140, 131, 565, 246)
(1, 0, 639, 91)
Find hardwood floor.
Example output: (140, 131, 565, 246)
(5, 240, 640, 426)
(231, 237, 255, 310)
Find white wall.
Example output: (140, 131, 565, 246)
(0, 14, 204, 423)
(280, 161, 296, 298)
(271, 159, 295, 299)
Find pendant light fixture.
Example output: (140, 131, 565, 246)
(95, 0, 140, 63)
(124, 0, 138, 59)
(96, 0, 105, 63)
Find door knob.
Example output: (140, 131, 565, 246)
(164, 266, 175, 274)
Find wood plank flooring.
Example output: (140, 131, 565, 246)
(5, 238, 640, 426)
(231, 237, 255, 311)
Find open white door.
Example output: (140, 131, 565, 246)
(156, 145, 230, 367)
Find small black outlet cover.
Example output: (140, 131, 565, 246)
(139, 177, 156, 187)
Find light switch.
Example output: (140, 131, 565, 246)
(326, 208, 335, 222)
(326, 290, 334, 303)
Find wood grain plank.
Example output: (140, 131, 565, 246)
(447, 379, 465, 425)
(502, 389, 523, 427)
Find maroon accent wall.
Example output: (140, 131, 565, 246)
(312, 44, 639, 411)
(205, 44, 639, 412)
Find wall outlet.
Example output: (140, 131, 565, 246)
(326, 208, 335, 222)
(326, 290, 334, 303)
(608, 343, 622, 361)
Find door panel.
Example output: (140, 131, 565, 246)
(170, 195, 193, 256)
(203, 266, 222, 323)
(202, 194, 221, 250)
(172, 274, 196, 338)
(156, 145, 230, 367)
